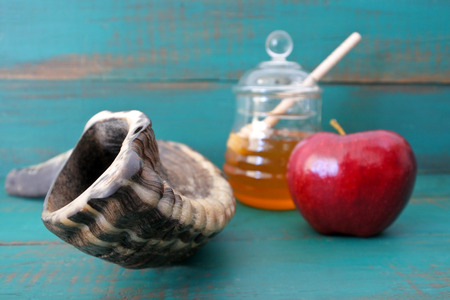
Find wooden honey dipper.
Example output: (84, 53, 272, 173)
(240, 32, 362, 137)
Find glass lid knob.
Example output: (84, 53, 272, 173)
(265, 30, 293, 60)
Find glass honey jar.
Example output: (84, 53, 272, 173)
(224, 30, 322, 210)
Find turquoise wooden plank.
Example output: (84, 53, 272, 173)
(1, 81, 449, 175)
(322, 84, 450, 173)
(0, 81, 235, 176)
(2, 173, 450, 243)
(1, 175, 449, 299)
(0, 188, 58, 242)
(2, 173, 450, 241)
(0, 0, 448, 83)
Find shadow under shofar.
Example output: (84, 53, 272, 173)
(4, 110, 236, 269)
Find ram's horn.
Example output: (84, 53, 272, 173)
(8, 110, 235, 268)
(5, 150, 71, 197)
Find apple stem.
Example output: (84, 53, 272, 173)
(330, 119, 346, 135)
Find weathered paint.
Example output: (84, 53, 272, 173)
(1, 81, 449, 174)
(0, 175, 449, 299)
(0, 1, 449, 298)
(0, 0, 448, 83)
(0, 54, 128, 80)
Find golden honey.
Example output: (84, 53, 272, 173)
(223, 130, 310, 210)
(226, 31, 322, 209)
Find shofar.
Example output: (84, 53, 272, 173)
(5, 110, 235, 269)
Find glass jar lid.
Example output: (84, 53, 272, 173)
(234, 30, 320, 95)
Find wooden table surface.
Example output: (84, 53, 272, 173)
(1, 1, 449, 299)
(1, 174, 449, 299)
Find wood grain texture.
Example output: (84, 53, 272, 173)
(1, 81, 449, 175)
(1, 175, 449, 299)
(0, 0, 448, 83)
(0, 2, 449, 297)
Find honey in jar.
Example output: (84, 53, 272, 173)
(224, 30, 322, 210)
(224, 130, 311, 210)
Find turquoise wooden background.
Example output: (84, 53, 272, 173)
(0, 2, 450, 299)
(0, 0, 449, 175)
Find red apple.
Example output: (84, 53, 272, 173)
(286, 129, 417, 237)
